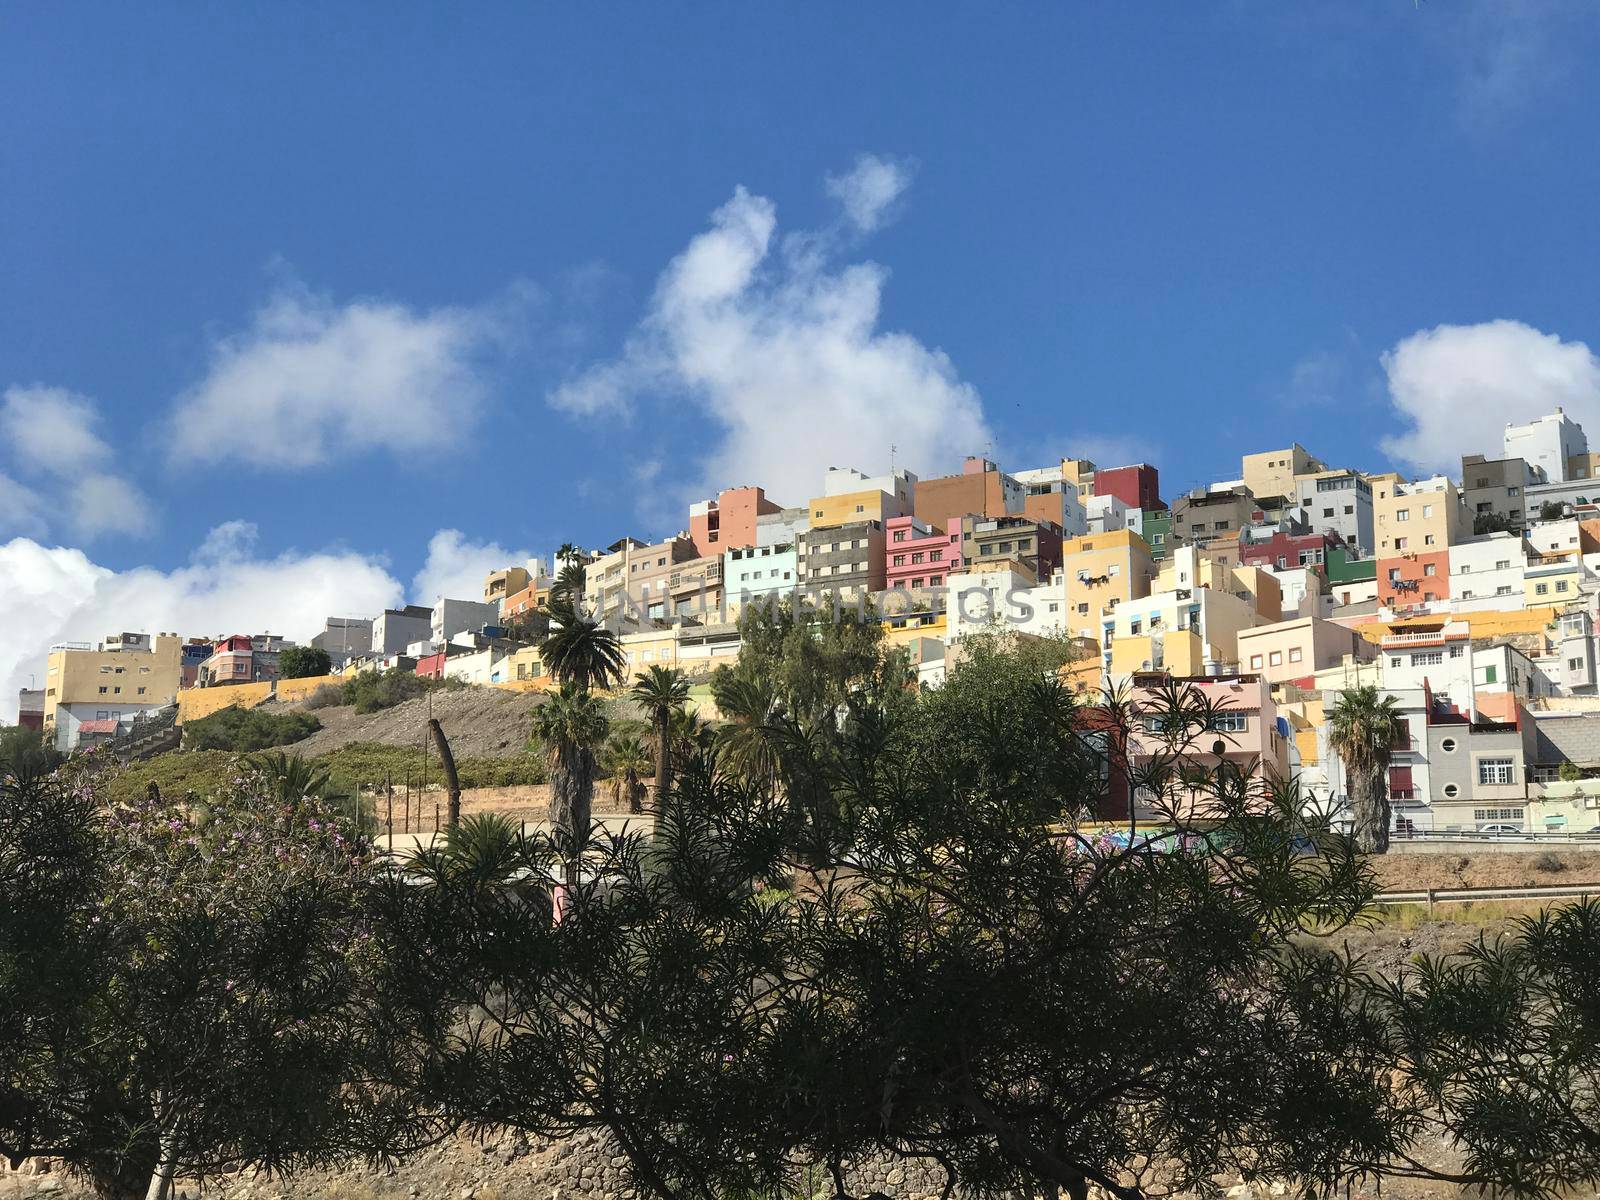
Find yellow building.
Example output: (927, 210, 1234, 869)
(44, 632, 183, 749)
(1061, 457, 1096, 500)
(1242, 443, 1325, 503)
(1525, 559, 1582, 608)
(619, 627, 680, 675)
(808, 467, 915, 531)
(483, 565, 532, 610)
(1060, 529, 1157, 641)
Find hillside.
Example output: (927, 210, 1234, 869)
(276, 686, 549, 759)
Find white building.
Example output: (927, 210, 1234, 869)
(1449, 533, 1529, 612)
(724, 541, 799, 612)
(432, 598, 501, 644)
(1505, 409, 1587, 485)
(1084, 494, 1142, 535)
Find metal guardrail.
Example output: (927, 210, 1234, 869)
(1393, 830, 1600, 844)
(1373, 882, 1600, 910)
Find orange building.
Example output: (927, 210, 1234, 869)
(1374, 474, 1462, 609)
(688, 486, 783, 555)
(913, 457, 1023, 531)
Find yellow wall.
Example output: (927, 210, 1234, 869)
(807, 487, 910, 530)
(274, 673, 345, 703)
(1061, 529, 1156, 639)
(1358, 607, 1560, 644)
(882, 614, 948, 647)
(43, 634, 183, 729)
(177, 681, 274, 723)
(1526, 566, 1580, 608)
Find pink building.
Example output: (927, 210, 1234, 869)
(1123, 673, 1289, 819)
(885, 515, 963, 591)
(688, 486, 783, 556)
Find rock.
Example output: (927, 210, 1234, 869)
(460, 1187, 476, 1200)
(886, 1169, 906, 1186)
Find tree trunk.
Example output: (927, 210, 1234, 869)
(142, 1124, 178, 1200)
(428, 718, 462, 828)
(652, 713, 671, 830)
(1351, 765, 1391, 855)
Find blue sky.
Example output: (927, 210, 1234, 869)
(4, 3, 1600, 700)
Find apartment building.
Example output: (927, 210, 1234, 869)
(1238, 529, 1339, 574)
(1294, 470, 1373, 555)
(1374, 475, 1462, 610)
(43, 632, 184, 750)
(1123, 673, 1289, 819)
(1058, 529, 1158, 641)
(1243, 444, 1325, 504)
(664, 554, 726, 623)
(1237, 616, 1375, 685)
(960, 515, 1063, 584)
(1107, 584, 1261, 679)
(884, 515, 962, 591)
(1092, 462, 1162, 513)
(756, 506, 810, 548)
(912, 456, 1024, 530)
(724, 541, 799, 612)
(1085, 493, 1143, 535)
(1461, 454, 1537, 533)
(1013, 461, 1090, 536)
(809, 467, 916, 531)
(371, 605, 437, 656)
(688, 485, 783, 555)
(1504, 409, 1587, 486)
(1448, 533, 1529, 612)
(483, 565, 533, 609)
(800, 519, 887, 603)
(946, 564, 1039, 642)
(432, 598, 500, 645)
(585, 535, 697, 625)
(1170, 484, 1257, 546)
(310, 617, 373, 665)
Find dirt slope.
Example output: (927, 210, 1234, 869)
(276, 688, 548, 759)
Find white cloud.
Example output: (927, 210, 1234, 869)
(1380, 320, 1600, 476)
(169, 282, 515, 469)
(411, 529, 532, 605)
(0, 525, 407, 720)
(0, 385, 153, 539)
(0, 473, 48, 539)
(550, 165, 992, 508)
(824, 153, 914, 233)
(1, 385, 109, 472)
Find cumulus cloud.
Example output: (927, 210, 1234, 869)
(0, 524, 406, 719)
(1379, 320, 1600, 476)
(825, 153, 914, 233)
(410, 529, 533, 605)
(0, 385, 153, 539)
(169, 282, 518, 469)
(550, 161, 992, 507)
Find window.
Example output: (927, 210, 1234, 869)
(855, 504, 864, 513)
(930, 575, 942, 586)
(1412, 652, 1443, 666)
(1441, 783, 1459, 798)
(1250, 654, 1264, 669)
(1323, 507, 1334, 518)
(893, 555, 905, 566)
(1268, 650, 1283, 667)
(1570, 658, 1584, 671)
(1288, 647, 1302, 663)
(1449, 645, 1464, 658)
(1390, 656, 1401, 669)
(1395, 509, 1410, 522)
(1473, 807, 1523, 821)
(893, 530, 906, 543)
(1536, 583, 1549, 596)
(1395, 538, 1408, 550)
(1423, 505, 1434, 518)
(1209, 713, 1248, 733)
(1440, 738, 1457, 753)
(98, 686, 107, 694)
(1557, 580, 1570, 593)
(1424, 563, 1436, 576)
(1477, 758, 1515, 786)
(1424, 534, 1436, 546)
(137, 687, 146, 695)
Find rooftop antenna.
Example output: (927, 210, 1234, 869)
(890, 442, 896, 473)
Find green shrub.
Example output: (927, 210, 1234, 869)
(303, 683, 346, 710)
(342, 670, 428, 714)
(182, 705, 321, 752)
(98, 750, 242, 806)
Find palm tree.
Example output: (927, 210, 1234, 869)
(1327, 685, 1403, 854)
(405, 812, 531, 889)
(532, 684, 611, 887)
(541, 600, 625, 694)
(630, 666, 689, 816)
(245, 751, 336, 805)
(603, 733, 653, 814)
(711, 673, 781, 787)
(549, 561, 589, 608)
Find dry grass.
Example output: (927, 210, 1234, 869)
(1371, 849, 1600, 892)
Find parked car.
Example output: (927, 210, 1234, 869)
(1476, 823, 1527, 837)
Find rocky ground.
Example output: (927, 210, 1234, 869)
(1369, 847, 1600, 891)
(276, 689, 548, 760)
